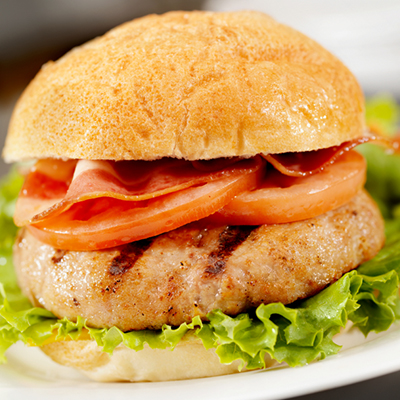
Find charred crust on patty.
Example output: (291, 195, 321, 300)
(13, 188, 385, 332)
(204, 226, 256, 277)
(51, 249, 67, 264)
(109, 239, 153, 276)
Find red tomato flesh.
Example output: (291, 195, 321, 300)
(207, 150, 366, 225)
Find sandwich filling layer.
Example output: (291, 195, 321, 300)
(14, 149, 366, 251)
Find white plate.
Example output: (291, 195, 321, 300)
(1, 323, 400, 400)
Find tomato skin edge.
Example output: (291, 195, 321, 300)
(207, 151, 366, 225)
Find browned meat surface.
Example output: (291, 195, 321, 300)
(14, 190, 384, 331)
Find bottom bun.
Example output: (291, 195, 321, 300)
(41, 337, 277, 382)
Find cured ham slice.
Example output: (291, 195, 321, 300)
(14, 132, 397, 251)
(264, 136, 373, 177)
(16, 157, 264, 250)
(264, 133, 399, 177)
(15, 157, 261, 227)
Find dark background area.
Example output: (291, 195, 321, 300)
(1, 1, 400, 399)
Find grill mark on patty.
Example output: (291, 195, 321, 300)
(109, 239, 153, 276)
(204, 226, 256, 276)
(51, 249, 67, 264)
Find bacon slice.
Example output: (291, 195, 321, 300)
(14, 131, 399, 251)
(17, 133, 397, 228)
(264, 137, 371, 177)
(264, 133, 399, 177)
(14, 157, 262, 227)
(21, 157, 263, 251)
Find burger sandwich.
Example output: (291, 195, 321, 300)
(1, 11, 399, 382)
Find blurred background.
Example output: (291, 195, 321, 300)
(0, 1, 400, 399)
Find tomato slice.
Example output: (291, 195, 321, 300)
(27, 157, 264, 251)
(207, 150, 366, 225)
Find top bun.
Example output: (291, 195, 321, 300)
(3, 11, 365, 162)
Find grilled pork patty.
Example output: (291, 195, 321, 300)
(14, 190, 384, 331)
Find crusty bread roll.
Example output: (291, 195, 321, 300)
(41, 337, 277, 382)
(3, 11, 364, 163)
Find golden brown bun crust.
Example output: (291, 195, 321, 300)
(3, 11, 365, 162)
(41, 339, 277, 382)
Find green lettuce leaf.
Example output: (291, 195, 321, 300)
(1, 96, 400, 371)
(365, 94, 399, 137)
(358, 144, 400, 218)
(358, 94, 400, 219)
(2, 250, 399, 369)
